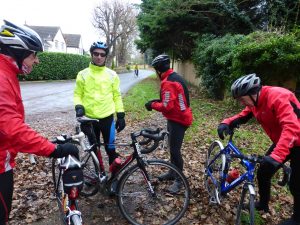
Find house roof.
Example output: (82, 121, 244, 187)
(26, 25, 61, 42)
(64, 34, 81, 48)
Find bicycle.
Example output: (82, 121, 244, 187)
(204, 130, 290, 225)
(59, 116, 190, 225)
(51, 138, 84, 225)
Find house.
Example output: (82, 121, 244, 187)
(26, 25, 83, 55)
(64, 34, 84, 55)
(26, 25, 66, 53)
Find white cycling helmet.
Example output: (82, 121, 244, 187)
(231, 73, 261, 99)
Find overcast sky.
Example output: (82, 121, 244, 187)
(1, 0, 141, 51)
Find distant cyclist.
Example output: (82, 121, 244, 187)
(74, 41, 126, 169)
(217, 74, 300, 225)
(0, 20, 79, 224)
(145, 54, 193, 193)
(134, 63, 139, 77)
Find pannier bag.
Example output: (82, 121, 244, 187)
(62, 168, 84, 194)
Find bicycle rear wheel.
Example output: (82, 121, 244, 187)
(80, 151, 100, 197)
(117, 159, 190, 225)
(71, 214, 82, 225)
(235, 184, 255, 225)
(204, 141, 226, 204)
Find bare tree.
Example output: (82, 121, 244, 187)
(92, 0, 138, 67)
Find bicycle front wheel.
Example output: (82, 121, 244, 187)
(204, 141, 226, 204)
(117, 159, 190, 225)
(235, 184, 255, 225)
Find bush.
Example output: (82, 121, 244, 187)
(192, 34, 245, 100)
(231, 31, 300, 87)
(21, 52, 90, 81)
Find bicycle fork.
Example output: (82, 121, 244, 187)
(138, 160, 156, 197)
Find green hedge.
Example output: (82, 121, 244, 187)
(193, 31, 300, 100)
(231, 31, 300, 85)
(192, 34, 245, 100)
(21, 52, 90, 81)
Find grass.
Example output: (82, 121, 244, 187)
(123, 74, 160, 122)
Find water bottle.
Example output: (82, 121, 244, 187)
(226, 168, 240, 183)
(109, 157, 122, 174)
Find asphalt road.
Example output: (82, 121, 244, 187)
(20, 69, 154, 115)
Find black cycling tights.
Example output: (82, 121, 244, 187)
(0, 169, 13, 225)
(257, 145, 300, 221)
(81, 114, 118, 165)
(167, 120, 188, 172)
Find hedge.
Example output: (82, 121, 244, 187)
(21, 52, 90, 81)
(231, 31, 300, 86)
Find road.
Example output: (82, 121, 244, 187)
(20, 69, 154, 115)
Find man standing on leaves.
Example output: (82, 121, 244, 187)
(74, 41, 125, 170)
(145, 54, 193, 193)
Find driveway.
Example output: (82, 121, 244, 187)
(20, 69, 154, 115)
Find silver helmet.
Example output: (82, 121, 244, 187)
(231, 74, 261, 98)
(0, 20, 43, 52)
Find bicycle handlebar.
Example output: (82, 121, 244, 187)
(229, 154, 290, 186)
(138, 128, 168, 154)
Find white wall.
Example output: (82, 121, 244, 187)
(47, 29, 66, 53)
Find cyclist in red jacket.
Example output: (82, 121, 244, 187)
(217, 74, 300, 225)
(0, 20, 79, 224)
(145, 54, 193, 193)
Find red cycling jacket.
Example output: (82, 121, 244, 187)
(0, 54, 55, 174)
(151, 69, 193, 127)
(222, 86, 300, 163)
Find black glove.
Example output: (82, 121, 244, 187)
(75, 105, 85, 117)
(261, 155, 281, 170)
(115, 112, 126, 133)
(50, 143, 79, 159)
(145, 101, 152, 111)
(217, 123, 230, 140)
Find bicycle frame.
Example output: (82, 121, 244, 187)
(103, 132, 157, 196)
(207, 137, 256, 196)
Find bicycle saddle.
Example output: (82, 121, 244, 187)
(77, 116, 99, 124)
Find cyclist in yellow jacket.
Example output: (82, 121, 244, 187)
(74, 41, 125, 166)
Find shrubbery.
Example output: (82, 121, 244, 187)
(192, 34, 244, 100)
(231, 31, 300, 86)
(21, 52, 90, 81)
(193, 31, 300, 100)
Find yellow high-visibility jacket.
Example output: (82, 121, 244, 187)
(74, 63, 124, 119)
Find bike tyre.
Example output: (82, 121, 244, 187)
(71, 214, 82, 225)
(235, 184, 255, 225)
(204, 141, 226, 204)
(51, 158, 67, 224)
(117, 159, 190, 225)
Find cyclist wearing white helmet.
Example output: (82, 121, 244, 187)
(218, 74, 300, 225)
(74, 41, 125, 168)
(0, 20, 79, 224)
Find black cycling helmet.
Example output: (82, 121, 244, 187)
(151, 54, 170, 73)
(90, 41, 109, 55)
(231, 73, 261, 99)
(0, 20, 43, 69)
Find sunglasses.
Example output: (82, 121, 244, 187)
(92, 52, 107, 57)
